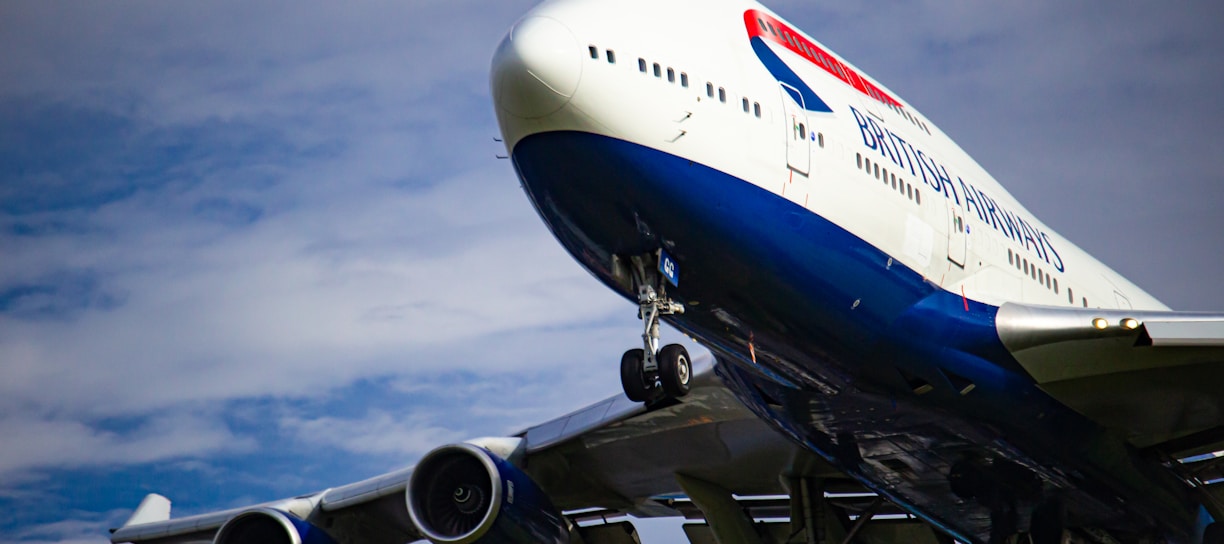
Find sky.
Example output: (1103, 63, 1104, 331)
(1, 1, 1222, 543)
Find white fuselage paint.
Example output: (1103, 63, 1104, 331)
(494, 0, 1167, 313)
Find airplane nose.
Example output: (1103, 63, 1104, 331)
(491, 16, 582, 119)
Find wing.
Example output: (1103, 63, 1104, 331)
(110, 355, 874, 544)
(996, 302, 1224, 452)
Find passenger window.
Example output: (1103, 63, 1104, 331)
(1068, 288, 1074, 304)
(915, 190, 921, 204)
(1054, 278, 1059, 294)
(667, 68, 675, 83)
(857, 153, 862, 169)
(1024, 260, 1029, 274)
(719, 87, 726, 103)
(874, 163, 880, 179)
(1082, 297, 1088, 308)
(680, 72, 688, 87)
(638, 58, 647, 72)
(907, 183, 913, 200)
(754, 102, 761, 118)
(865, 158, 871, 173)
(743, 97, 750, 112)
(706, 82, 714, 98)
(606, 50, 616, 63)
(1008, 249, 1013, 265)
(817, 133, 824, 147)
(589, 46, 598, 59)
(653, 63, 661, 78)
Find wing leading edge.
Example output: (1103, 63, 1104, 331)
(109, 356, 848, 544)
(996, 302, 1224, 450)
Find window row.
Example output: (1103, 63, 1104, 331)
(636, 57, 692, 88)
(856, 153, 921, 205)
(1008, 249, 1085, 306)
(591, 42, 770, 124)
(888, 102, 930, 135)
(588, 45, 616, 64)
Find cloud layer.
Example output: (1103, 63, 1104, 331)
(1, 1, 1221, 543)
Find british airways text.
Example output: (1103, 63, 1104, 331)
(851, 107, 1065, 272)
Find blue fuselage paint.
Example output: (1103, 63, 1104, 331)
(511, 130, 1198, 544)
(750, 37, 833, 112)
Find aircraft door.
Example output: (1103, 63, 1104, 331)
(947, 204, 967, 267)
(779, 83, 810, 175)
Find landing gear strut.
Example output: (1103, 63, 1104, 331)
(618, 252, 691, 404)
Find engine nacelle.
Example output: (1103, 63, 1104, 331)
(407, 443, 569, 544)
(213, 507, 336, 544)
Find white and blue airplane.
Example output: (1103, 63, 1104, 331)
(110, 1, 1224, 543)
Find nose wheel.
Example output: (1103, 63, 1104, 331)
(621, 344, 691, 403)
(617, 251, 691, 404)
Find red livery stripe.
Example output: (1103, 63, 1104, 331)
(744, 10, 902, 109)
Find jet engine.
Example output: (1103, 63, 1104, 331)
(212, 507, 335, 544)
(407, 443, 569, 544)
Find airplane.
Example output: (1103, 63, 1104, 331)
(108, 0, 1224, 543)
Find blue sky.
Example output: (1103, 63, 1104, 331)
(1, 1, 1222, 543)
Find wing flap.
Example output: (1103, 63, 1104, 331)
(996, 303, 1224, 446)
(1146, 320, 1224, 347)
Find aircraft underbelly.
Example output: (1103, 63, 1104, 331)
(511, 130, 1199, 544)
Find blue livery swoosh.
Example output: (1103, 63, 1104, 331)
(750, 37, 833, 113)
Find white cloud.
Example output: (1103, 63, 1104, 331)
(0, 412, 253, 481)
(11, 512, 126, 544)
(280, 411, 461, 458)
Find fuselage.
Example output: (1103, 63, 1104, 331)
(492, 0, 1198, 542)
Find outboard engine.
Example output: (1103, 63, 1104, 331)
(213, 507, 335, 544)
(407, 443, 569, 544)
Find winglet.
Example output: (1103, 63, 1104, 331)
(121, 494, 171, 528)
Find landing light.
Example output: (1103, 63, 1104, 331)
(1092, 318, 1109, 330)
(1121, 318, 1140, 330)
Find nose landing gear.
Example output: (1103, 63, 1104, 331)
(617, 252, 691, 404)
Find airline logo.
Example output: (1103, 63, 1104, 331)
(744, 10, 900, 112)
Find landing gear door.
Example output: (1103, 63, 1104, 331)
(779, 83, 810, 176)
(947, 204, 967, 267)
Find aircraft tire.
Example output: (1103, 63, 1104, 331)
(620, 349, 649, 402)
(658, 344, 692, 398)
